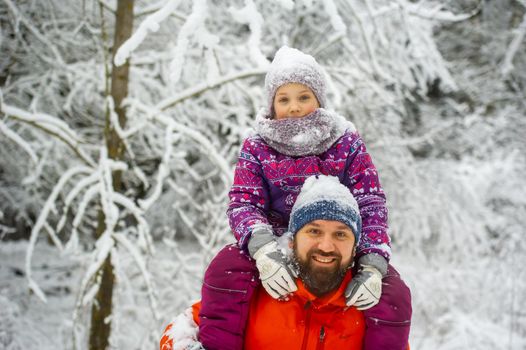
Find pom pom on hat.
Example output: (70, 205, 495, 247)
(264, 46, 327, 116)
(288, 175, 361, 242)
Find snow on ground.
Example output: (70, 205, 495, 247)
(0, 241, 80, 349)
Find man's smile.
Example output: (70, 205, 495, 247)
(312, 254, 338, 265)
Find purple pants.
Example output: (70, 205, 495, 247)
(199, 244, 412, 350)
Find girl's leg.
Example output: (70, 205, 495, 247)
(362, 264, 412, 350)
(198, 244, 259, 350)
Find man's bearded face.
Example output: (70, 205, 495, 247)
(293, 246, 349, 297)
(292, 220, 356, 297)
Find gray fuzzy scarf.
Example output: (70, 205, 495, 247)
(254, 108, 351, 157)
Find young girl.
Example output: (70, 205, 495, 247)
(198, 46, 411, 350)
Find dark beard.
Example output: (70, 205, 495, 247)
(293, 247, 349, 298)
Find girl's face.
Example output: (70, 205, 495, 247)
(273, 83, 320, 120)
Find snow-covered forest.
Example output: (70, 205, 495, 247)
(1, 0, 525, 349)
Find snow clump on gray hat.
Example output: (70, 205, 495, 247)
(264, 46, 327, 117)
(288, 175, 361, 243)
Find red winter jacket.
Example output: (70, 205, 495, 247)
(244, 271, 365, 350)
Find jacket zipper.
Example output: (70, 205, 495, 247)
(367, 317, 411, 326)
(301, 301, 312, 350)
(316, 325, 326, 350)
(202, 281, 247, 294)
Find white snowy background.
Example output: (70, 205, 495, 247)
(1, 0, 525, 349)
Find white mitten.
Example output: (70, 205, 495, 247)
(252, 240, 297, 299)
(345, 265, 382, 310)
(345, 254, 387, 310)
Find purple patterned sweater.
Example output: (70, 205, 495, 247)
(227, 129, 391, 260)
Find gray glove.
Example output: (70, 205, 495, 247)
(248, 227, 297, 299)
(185, 342, 205, 350)
(345, 254, 388, 310)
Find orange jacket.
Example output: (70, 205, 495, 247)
(244, 271, 364, 350)
(160, 271, 364, 350)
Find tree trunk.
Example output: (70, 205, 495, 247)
(89, 1, 134, 349)
(88, 211, 114, 350)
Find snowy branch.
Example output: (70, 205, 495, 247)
(100, 0, 186, 19)
(113, 192, 154, 254)
(107, 96, 136, 159)
(114, 0, 182, 66)
(55, 172, 100, 233)
(404, 1, 483, 22)
(25, 166, 93, 302)
(78, 232, 114, 307)
(113, 232, 159, 320)
(43, 222, 64, 252)
(137, 104, 233, 186)
(3, 0, 65, 65)
(0, 120, 38, 164)
(98, 0, 115, 14)
(229, 0, 269, 68)
(135, 1, 186, 20)
(501, 12, 526, 75)
(67, 184, 99, 252)
(156, 68, 266, 111)
(338, 0, 393, 83)
(137, 120, 174, 212)
(169, 0, 208, 84)
(2, 104, 96, 167)
(323, 0, 347, 35)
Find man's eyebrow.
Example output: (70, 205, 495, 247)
(336, 224, 352, 231)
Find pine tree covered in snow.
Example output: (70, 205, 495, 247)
(0, 0, 525, 349)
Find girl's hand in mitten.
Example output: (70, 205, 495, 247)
(252, 240, 297, 299)
(345, 264, 382, 310)
(345, 254, 387, 310)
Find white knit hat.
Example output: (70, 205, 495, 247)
(264, 46, 327, 117)
(288, 175, 361, 242)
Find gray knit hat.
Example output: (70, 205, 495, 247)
(265, 46, 327, 117)
(288, 175, 361, 242)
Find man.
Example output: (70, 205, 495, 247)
(161, 176, 410, 349)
